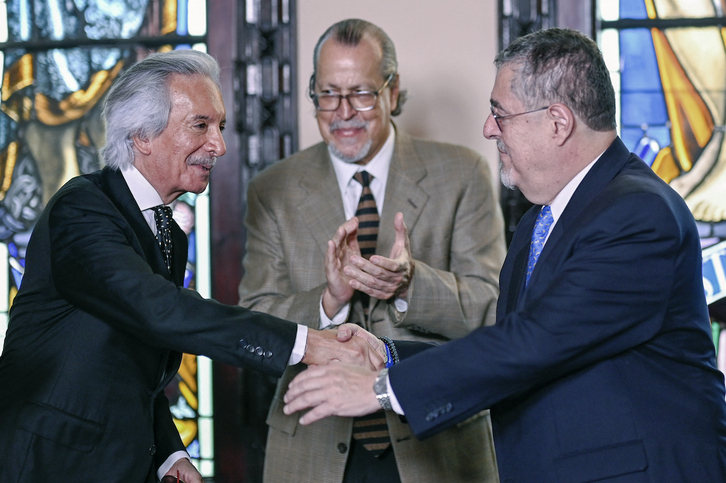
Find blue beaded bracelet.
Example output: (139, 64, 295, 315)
(379, 336, 399, 368)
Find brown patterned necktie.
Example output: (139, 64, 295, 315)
(353, 171, 379, 321)
(351, 171, 390, 456)
(152, 205, 173, 272)
(353, 171, 379, 260)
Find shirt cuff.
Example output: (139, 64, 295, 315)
(387, 373, 404, 415)
(289, 325, 308, 365)
(157, 451, 190, 480)
(318, 295, 351, 329)
(394, 296, 408, 313)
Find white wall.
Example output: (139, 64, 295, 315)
(297, 0, 500, 187)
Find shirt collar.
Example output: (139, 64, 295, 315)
(549, 150, 604, 224)
(120, 164, 168, 211)
(330, 123, 395, 194)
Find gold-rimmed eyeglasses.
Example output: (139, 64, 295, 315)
(311, 74, 394, 112)
(491, 106, 549, 131)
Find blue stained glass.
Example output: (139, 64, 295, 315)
(618, 27, 670, 150)
(634, 134, 660, 166)
(81, 0, 148, 39)
(621, 127, 646, 151)
(620, 29, 661, 91)
(178, 0, 189, 36)
(621, 92, 668, 125)
(621, 123, 671, 153)
(0, 112, 19, 152)
(621, 0, 648, 19)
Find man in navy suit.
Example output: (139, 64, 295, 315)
(0, 49, 382, 483)
(283, 28, 726, 482)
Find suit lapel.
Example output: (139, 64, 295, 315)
(499, 206, 539, 317)
(378, 131, 428, 257)
(100, 167, 178, 281)
(100, 167, 182, 389)
(534, 137, 631, 272)
(297, 144, 347, 257)
(170, 221, 187, 286)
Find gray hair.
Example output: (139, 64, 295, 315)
(100, 49, 222, 170)
(495, 28, 616, 132)
(309, 18, 408, 116)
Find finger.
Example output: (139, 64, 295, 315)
(336, 323, 356, 342)
(369, 255, 402, 273)
(347, 274, 399, 299)
(298, 402, 337, 425)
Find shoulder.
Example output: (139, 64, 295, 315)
(402, 133, 485, 164)
(250, 142, 329, 187)
(587, 157, 697, 242)
(396, 133, 492, 186)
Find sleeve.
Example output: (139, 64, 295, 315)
(390, 151, 506, 339)
(153, 393, 187, 473)
(48, 186, 297, 377)
(389, 189, 699, 439)
(238, 179, 328, 327)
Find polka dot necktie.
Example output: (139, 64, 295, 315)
(526, 205, 553, 286)
(153, 205, 174, 273)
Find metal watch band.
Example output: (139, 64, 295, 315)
(374, 368, 392, 411)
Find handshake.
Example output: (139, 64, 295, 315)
(302, 323, 389, 371)
(282, 323, 398, 425)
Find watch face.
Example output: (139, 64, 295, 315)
(374, 369, 388, 394)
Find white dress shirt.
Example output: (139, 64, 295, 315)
(318, 125, 409, 328)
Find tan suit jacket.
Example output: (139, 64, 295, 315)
(239, 130, 506, 483)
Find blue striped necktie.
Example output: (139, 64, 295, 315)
(526, 205, 553, 286)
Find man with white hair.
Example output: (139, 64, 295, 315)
(0, 49, 379, 483)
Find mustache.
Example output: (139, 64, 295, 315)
(329, 119, 368, 132)
(497, 140, 507, 154)
(187, 155, 217, 169)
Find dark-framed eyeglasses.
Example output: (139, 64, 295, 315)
(311, 74, 394, 112)
(491, 105, 550, 131)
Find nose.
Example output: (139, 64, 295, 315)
(208, 125, 227, 157)
(336, 96, 357, 120)
(483, 113, 500, 139)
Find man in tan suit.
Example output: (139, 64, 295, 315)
(239, 19, 505, 483)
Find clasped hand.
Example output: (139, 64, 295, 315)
(322, 212, 414, 317)
(303, 323, 386, 371)
(285, 325, 384, 424)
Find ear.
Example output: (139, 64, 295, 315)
(389, 74, 400, 113)
(133, 135, 152, 156)
(548, 103, 574, 146)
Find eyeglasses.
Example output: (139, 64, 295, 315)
(311, 74, 394, 112)
(490, 106, 549, 131)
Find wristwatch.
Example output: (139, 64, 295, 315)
(374, 368, 392, 411)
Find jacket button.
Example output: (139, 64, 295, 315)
(264, 351, 273, 358)
(238, 339, 246, 348)
(246, 344, 255, 353)
(149, 445, 156, 455)
(337, 443, 348, 453)
(256, 347, 264, 356)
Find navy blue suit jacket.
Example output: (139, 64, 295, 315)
(0, 167, 298, 482)
(390, 138, 726, 482)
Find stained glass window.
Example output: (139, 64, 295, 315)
(597, 0, 726, 370)
(0, 0, 214, 476)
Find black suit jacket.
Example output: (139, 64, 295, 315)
(0, 167, 297, 482)
(390, 138, 726, 482)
